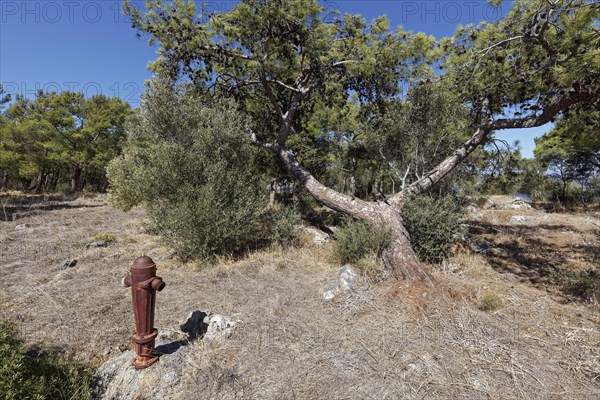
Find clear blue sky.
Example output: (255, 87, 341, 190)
(0, 0, 549, 157)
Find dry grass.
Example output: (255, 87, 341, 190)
(467, 196, 600, 302)
(1, 194, 599, 399)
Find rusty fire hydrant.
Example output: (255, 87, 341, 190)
(122, 256, 165, 369)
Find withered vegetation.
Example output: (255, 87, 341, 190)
(0, 194, 598, 398)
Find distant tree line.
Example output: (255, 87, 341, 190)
(0, 85, 132, 193)
(472, 110, 600, 204)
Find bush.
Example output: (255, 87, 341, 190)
(266, 206, 301, 248)
(402, 195, 465, 263)
(334, 219, 392, 264)
(479, 290, 504, 311)
(551, 268, 600, 302)
(0, 320, 92, 400)
(108, 78, 271, 261)
(90, 233, 116, 243)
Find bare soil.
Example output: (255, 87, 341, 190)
(1, 194, 599, 399)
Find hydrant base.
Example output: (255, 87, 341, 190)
(133, 354, 159, 369)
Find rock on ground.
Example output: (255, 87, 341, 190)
(323, 264, 358, 300)
(93, 311, 239, 400)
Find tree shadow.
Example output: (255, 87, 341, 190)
(467, 220, 588, 293)
(1, 200, 104, 221)
(153, 311, 208, 358)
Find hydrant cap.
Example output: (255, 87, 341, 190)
(132, 256, 156, 270)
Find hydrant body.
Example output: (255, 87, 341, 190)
(123, 256, 165, 369)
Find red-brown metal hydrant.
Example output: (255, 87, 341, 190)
(122, 256, 166, 369)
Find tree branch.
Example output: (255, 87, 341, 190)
(259, 72, 284, 122)
(198, 44, 255, 61)
(388, 91, 591, 205)
(251, 136, 373, 218)
(276, 86, 310, 145)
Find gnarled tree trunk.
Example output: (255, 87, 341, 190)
(261, 141, 434, 285)
(367, 203, 433, 284)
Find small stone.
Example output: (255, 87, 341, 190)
(323, 279, 340, 300)
(466, 204, 479, 213)
(339, 264, 358, 291)
(86, 240, 108, 248)
(157, 252, 177, 261)
(313, 235, 329, 245)
(203, 314, 239, 341)
(15, 224, 27, 230)
(509, 215, 536, 224)
(61, 259, 77, 269)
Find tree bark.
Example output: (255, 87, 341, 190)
(268, 178, 277, 209)
(348, 155, 358, 196)
(366, 202, 434, 285)
(70, 164, 82, 192)
(35, 171, 48, 193)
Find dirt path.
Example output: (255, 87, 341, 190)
(1, 196, 599, 399)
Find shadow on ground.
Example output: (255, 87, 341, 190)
(468, 220, 600, 302)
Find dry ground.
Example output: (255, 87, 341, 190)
(0, 194, 599, 399)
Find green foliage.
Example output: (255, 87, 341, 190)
(476, 142, 524, 195)
(266, 206, 301, 248)
(90, 233, 116, 243)
(368, 81, 474, 196)
(0, 90, 131, 192)
(108, 78, 272, 261)
(443, 0, 600, 117)
(551, 268, 600, 302)
(0, 320, 92, 400)
(334, 219, 392, 264)
(402, 195, 465, 263)
(124, 0, 440, 199)
(545, 179, 596, 205)
(517, 158, 547, 201)
(479, 290, 504, 311)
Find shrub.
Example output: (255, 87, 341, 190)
(479, 290, 504, 311)
(402, 195, 465, 263)
(266, 206, 301, 248)
(108, 78, 270, 261)
(90, 233, 116, 243)
(551, 268, 600, 302)
(334, 219, 392, 265)
(0, 320, 92, 400)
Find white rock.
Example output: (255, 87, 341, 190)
(323, 265, 359, 300)
(296, 226, 330, 244)
(506, 200, 532, 210)
(509, 215, 536, 224)
(466, 204, 479, 213)
(339, 264, 358, 291)
(203, 314, 239, 341)
(323, 279, 340, 300)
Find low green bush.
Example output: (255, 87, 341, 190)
(0, 320, 92, 400)
(266, 206, 301, 248)
(334, 219, 392, 265)
(90, 233, 116, 243)
(551, 268, 600, 302)
(402, 195, 465, 263)
(479, 290, 504, 311)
